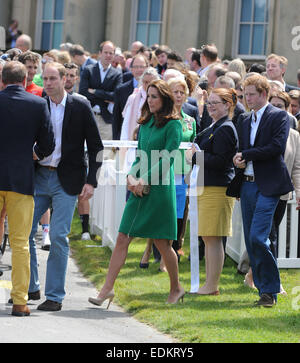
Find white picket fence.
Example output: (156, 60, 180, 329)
(89, 160, 127, 250)
(90, 160, 300, 269)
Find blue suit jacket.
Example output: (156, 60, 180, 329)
(237, 104, 293, 197)
(79, 63, 123, 124)
(80, 57, 97, 78)
(0, 85, 55, 196)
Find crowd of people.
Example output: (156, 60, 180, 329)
(1, 29, 300, 316)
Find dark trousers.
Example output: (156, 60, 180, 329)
(269, 199, 288, 258)
(240, 181, 280, 298)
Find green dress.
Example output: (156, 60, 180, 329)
(119, 116, 183, 240)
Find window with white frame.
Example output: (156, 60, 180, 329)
(40, 0, 65, 50)
(134, 0, 164, 46)
(237, 0, 269, 57)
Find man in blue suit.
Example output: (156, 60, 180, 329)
(69, 44, 97, 79)
(234, 74, 293, 307)
(113, 54, 148, 140)
(0, 61, 55, 316)
(79, 41, 122, 140)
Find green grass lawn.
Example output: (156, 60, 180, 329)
(70, 214, 300, 343)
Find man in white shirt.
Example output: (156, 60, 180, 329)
(198, 44, 218, 77)
(28, 62, 103, 311)
(266, 54, 300, 92)
(233, 74, 293, 308)
(79, 41, 123, 140)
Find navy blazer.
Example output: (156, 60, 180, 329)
(237, 104, 293, 197)
(193, 116, 238, 187)
(113, 79, 134, 140)
(0, 85, 55, 196)
(43, 93, 103, 196)
(79, 63, 123, 124)
(285, 83, 300, 93)
(80, 57, 97, 78)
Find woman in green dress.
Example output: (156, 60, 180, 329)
(89, 80, 185, 306)
(142, 78, 196, 271)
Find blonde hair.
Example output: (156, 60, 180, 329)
(57, 51, 71, 65)
(266, 54, 288, 69)
(228, 58, 246, 78)
(167, 77, 189, 101)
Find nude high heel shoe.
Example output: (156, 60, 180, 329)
(88, 290, 115, 309)
(166, 289, 185, 304)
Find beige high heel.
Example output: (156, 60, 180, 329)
(88, 290, 115, 309)
(166, 289, 185, 304)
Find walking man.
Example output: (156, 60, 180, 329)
(0, 61, 55, 316)
(234, 74, 293, 307)
(28, 62, 103, 311)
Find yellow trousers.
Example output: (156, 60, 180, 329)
(0, 191, 34, 305)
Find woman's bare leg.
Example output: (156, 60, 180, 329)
(98, 233, 133, 298)
(197, 236, 223, 294)
(154, 239, 184, 303)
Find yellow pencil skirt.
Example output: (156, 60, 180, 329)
(197, 186, 235, 237)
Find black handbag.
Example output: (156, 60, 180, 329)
(226, 169, 244, 198)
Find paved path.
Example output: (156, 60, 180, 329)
(0, 231, 174, 343)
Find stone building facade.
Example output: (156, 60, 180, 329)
(0, 0, 299, 84)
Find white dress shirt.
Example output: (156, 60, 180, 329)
(98, 62, 111, 82)
(244, 103, 269, 176)
(39, 92, 68, 167)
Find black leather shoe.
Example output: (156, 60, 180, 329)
(37, 300, 62, 311)
(8, 290, 40, 304)
(254, 293, 276, 308)
(29, 290, 41, 301)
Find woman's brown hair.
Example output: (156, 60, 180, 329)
(138, 79, 180, 128)
(269, 91, 291, 110)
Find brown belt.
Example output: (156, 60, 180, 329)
(244, 175, 255, 182)
(41, 165, 57, 171)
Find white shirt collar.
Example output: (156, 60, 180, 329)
(49, 91, 68, 108)
(252, 102, 269, 121)
(82, 57, 89, 68)
(98, 61, 111, 72)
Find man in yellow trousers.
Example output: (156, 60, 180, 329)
(0, 61, 55, 316)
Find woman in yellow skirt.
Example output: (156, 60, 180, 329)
(191, 88, 238, 295)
